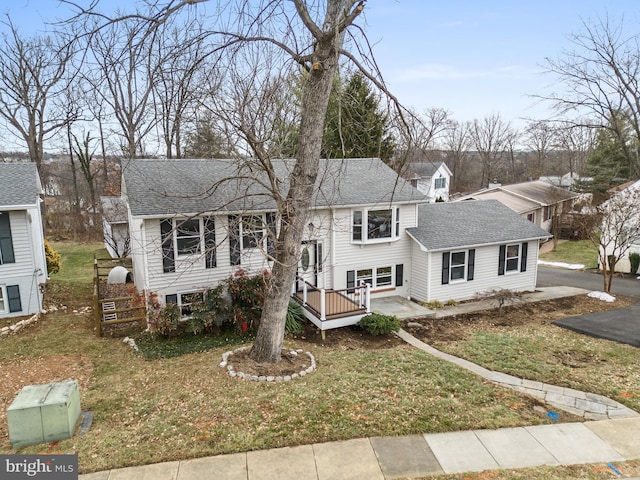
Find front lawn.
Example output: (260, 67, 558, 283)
(540, 239, 598, 268)
(0, 242, 636, 476)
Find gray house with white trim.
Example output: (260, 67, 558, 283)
(121, 158, 550, 330)
(0, 163, 48, 318)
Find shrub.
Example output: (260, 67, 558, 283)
(187, 284, 231, 335)
(146, 292, 182, 337)
(446, 299, 458, 306)
(629, 252, 640, 275)
(357, 313, 400, 336)
(226, 269, 270, 330)
(421, 300, 444, 309)
(44, 240, 62, 274)
(286, 300, 305, 334)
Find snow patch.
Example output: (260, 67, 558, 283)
(587, 291, 616, 303)
(538, 260, 585, 270)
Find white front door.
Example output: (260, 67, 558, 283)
(298, 242, 317, 290)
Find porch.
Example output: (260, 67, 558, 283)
(293, 278, 371, 331)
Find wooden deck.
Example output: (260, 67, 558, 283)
(293, 279, 370, 330)
(294, 290, 366, 320)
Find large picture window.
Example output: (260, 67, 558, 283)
(352, 208, 399, 243)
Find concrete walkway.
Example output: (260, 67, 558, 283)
(80, 286, 640, 479)
(80, 418, 640, 479)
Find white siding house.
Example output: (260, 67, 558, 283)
(121, 158, 424, 325)
(406, 200, 551, 303)
(0, 163, 48, 318)
(405, 162, 452, 202)
(121, 159, 551, 328)
(598, 179, 640, 274)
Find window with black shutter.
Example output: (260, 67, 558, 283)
(520, 242, 528, 272)
(395, 264, 404, 287)
(160, 219, 175, 273)
(441, 252, 450, 285)
(467, 249, 475, 281)
(7, 285, 21, 313)
(498, 244, 506, 276)
(228, 215, 241, 265)
(0, 212, 15, 265)
(204, 217, 216, 269)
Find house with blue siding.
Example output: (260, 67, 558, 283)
(0, 163, 48, 319)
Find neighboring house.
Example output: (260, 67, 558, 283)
(539, 172, 590, 191)
(405, 161, 452, 202)
(455, 180, 579, 232)
(599, 179, 640, 274)
(101, 196, 130, 258)
(121, 158, 550, 331)
(0, 163, 48, 319)
(407, 200, 550, 303)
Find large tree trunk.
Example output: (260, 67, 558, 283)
(250, 1, 353, 363)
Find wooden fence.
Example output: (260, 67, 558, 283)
(93, 257, 146, 337)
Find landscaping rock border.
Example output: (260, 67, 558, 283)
(0, 313, 39, 338)
(220, 346, 316, 382)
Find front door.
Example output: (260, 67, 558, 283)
(297, 242, 317, 290)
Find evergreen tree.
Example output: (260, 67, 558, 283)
(322, 72, 394, 161)
(184, 113, 229, 158)
(578, 119, 635, 194)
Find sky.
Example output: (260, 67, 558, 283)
(1, 0, 640, 137)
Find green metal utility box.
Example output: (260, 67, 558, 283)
(7, 380, 81, 448)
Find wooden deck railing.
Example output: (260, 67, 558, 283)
(293, 278, 370, 321)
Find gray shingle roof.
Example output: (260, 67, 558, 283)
(406, 200, 551, 251)
(407, 161, 443, 178)
(122, 158, 424, 217)
(0, 163, 41, 207)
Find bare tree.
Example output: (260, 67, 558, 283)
(524, 121, 555, 178)
(70, 0, 408, 364)
(0, 20, 74, 167)
(590, 184, 640, 292)
(85, 18, 158, 158)
(151, 17, 211, 158)
(442, 120, 472, 192)
(543, 16, 640, 178)
(469, 113, 513, 187)
(553, 122, 595, 179)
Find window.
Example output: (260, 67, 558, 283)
(527, 212, 535, 222)
(434, 176, 447, 189)
(544, 206, 553, 221)
(450, 252, 466, 280)
(0, 212, 15, 265)
(176, 219, 201, 255)
(0, 285, 21, 313)
(442, 250, 475, 284)
(498, 243, 528, 275)
(241, 215, 265, 249)
(376, 266, 392, 286)
(165, 291, 203, 317)
(506, 244, 520, 272)
(348, 266, 394, 288)
(352, 208, 399, 242)
(357, 268, 373, 286)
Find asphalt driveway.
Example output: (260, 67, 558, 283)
(537, 265, 640, 347)
(553, 303, 640, 347)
